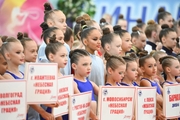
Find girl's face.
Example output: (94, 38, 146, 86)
(117, 20, 127, 30)
(24, 41, 37, 62)
(156, 54, 167, 72)
(134, 34, 146, 50)
(163, 31, 177, 49)
(50, 46, 68, 69)
(161, 15, 173, 28)
(51, 11, 67, 33)
(7, 42, 25, 65)
(141, 57, 157, 77)
(108, 35, 122, 55)
(84, 29, 102, 53)
(0, 55, 7, 75)
(73, 56, 92, 77)
(55, 29, 64, 44)
(121, 32, 132, 52)
(110, 64, 126, 82)
(168, 59, 180, 77)
(125, 61, 138, 81)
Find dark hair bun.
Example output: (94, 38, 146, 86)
(119, 14, 124, 19)
(49, 34, 57, 43)
(81, 20, 88, 29)
(104, 52, 111, 61)
(17, 32, 23, 40)
(158, 7, 165, 13)
(129, 52, 138, 59)
(100, 18, 106, 24)
(113, 25, 121, 32)
(40, 22, 49, 32)
(44, 2, 52, 12)
(161, 24, 169, 29)
(147, 20, 156, 25)
(136, 19, 143, 24)
(178, 20, 180, 26)
(103, 28, 111, 35)
(132, 26, 139, 32)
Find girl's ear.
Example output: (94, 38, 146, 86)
(161, 36, 166, 44)
(72, 63, 77, 70)
(48, 53, 54, 61)
(165, 67, 171, 73)
(131, 38, 136, 45)
(107, 67, 113, 74)
(140, 66, 145, 73)
(104, 43, 110, 52)
(159, 19, 164, 25)
(82, 39, 88, 46)
(4, 52, 10, 60)
(152, 31, 157, 38)
(46, 19, 54, 27)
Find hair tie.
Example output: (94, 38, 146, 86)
(137, 31, 140, 35)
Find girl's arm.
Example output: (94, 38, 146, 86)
(29, 105, 55, 120)
(90, 81, 99, 96)
(73, 81, 80, 94)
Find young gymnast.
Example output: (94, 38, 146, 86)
(144, 20, 162, 53)
(104, 52, 126, 86)
(160, 56, 180, 85)
(70, 49, 99, 120)
(17, 32, 38, 73)
(160, 24, 177, 56)
(1, 37, 24, 80)
(121, 56, 139, 86)
(113, 25, 132, 56)
(80, 20, 104, 87)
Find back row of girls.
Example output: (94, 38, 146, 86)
(0, 2, 180, 120)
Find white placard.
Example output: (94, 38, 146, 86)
(25, 63, 58, 104)
(0, 80, 26, 120)
(136, 87, 156, 120)
(53, 75, 74, 117)
(163, 84, 180, 119)
(69, 91, 92, 120)
(98, 86, 136, 120)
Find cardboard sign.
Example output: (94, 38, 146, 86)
(0, 80, 26, 120)
(136, 87, 156, 120)
(98, 86, 136, 120)
(163, 84, 180, 119)
(25, 63, 58, 104)
(69, 91, 92, 120)
(53, 75, 74, 117)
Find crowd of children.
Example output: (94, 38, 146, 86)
(0, 2, 180, 120)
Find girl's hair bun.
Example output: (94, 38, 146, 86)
(40, 22, 49, 32)
(104, 52, 111, 61)
(147, 20, 156, 25)
(17, 32, 24, 40)
(119, 14, 124, 19)
(113, 25, 121, 32)
(136, 19, 143, 24)
(161, 24, 169, 29)
(158, 7, 165, 13)
(76, 16, 84, 24)
(100, 18, 106, 24)
(82, 14, 91, 21)
(81, 20, 88, 29)
(103, 28, 111, 35)
(132, 26, 139, 32)
(49, 34, 57, 43)
(44, 2, 52, 13)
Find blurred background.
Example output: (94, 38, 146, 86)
(0, 0, 179, 44)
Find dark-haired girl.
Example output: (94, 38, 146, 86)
(80, 21, 105, 87)
(160, 24, 177, 56)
